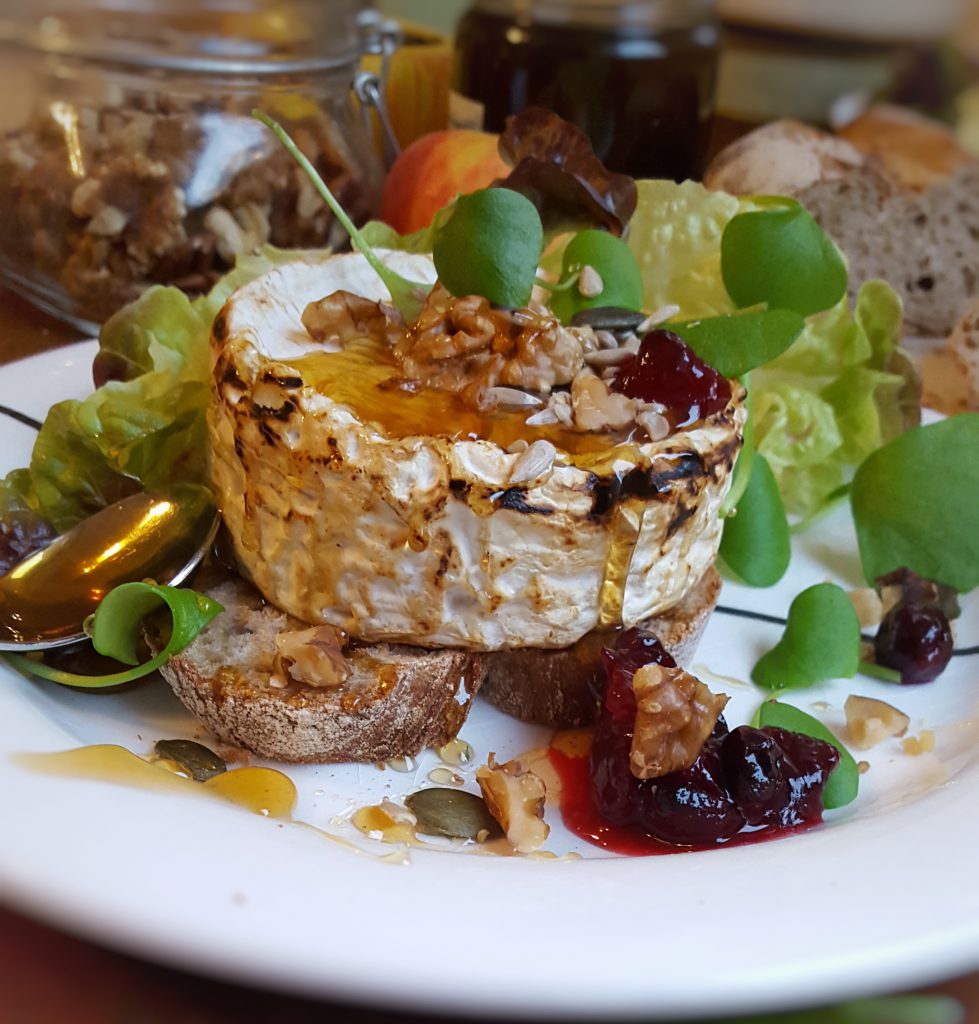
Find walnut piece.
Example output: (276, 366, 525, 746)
(272, 625, 349, 689)
(844, 695, 911, 750)
(303, 290, 404, 347)
(393, 285, 587, 397)
(476, 754, 550, 854)
(629, 664, 729, 780)
(571, 369, 637, 432)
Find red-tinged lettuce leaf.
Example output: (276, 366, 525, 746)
(495, 107, 637, 236)
(0, 469, 55, 575)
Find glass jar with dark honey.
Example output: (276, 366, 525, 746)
(452, 0, 719, 181)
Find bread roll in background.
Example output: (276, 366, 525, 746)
(704, 109, 979, 339)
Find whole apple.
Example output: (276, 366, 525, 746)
(381, 129, 510, 235)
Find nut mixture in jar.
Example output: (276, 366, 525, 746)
(0, 86, 377, 325)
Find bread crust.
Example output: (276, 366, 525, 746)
(480, 566, 721, 728)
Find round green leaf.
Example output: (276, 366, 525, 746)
(433, 188, 543, 308)
(671, 309, 805, 378)
(720, 452, 790, 587)
(721, 203, 848, 318)
(5, 582, 222, 689)
(851, 414, 979, 592)
(752, 582, 860, 690)
(548, 229, 643, 322)
(757, 699, 859, 810)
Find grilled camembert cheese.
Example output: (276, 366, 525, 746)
(209, 251, 745, 650)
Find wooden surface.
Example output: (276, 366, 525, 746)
(1, 290, 979, 1020)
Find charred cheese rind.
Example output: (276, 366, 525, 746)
(210, 252, 744, 651)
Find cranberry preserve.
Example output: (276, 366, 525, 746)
(452, 1, 719, 181)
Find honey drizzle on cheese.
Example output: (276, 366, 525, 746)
(289, 339, 629, 463)
(289, 343, 657, 629)
(597, 499, 645, 627)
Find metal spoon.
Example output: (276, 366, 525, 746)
(0, 487, 220, 652)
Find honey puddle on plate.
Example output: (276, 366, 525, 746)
(15, 744, 577, 862)
(15, 745, 404, 862)
(16, 745, 298, 817)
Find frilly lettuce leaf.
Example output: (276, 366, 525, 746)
(624, 178, 913, 516)
(626, 179, 741, 319)
(751, 281, 908, 514)
(2, 247, 302, 534)
(752, 382, 846, 514)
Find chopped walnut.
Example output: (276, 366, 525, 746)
(844, 695, 911, 750)
(302, 290, 404, 347)
(271, 625, 349, 689)
(393, 285, 587, 398)
(571, 370, 637, 432)
(636, 406, 670, 442)
(629, 664, 729, 780)
(476, 754, 550, 854)
(902, 730, 936, 756)
(848, 588, 885, 629)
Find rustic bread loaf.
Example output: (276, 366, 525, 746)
(158, 566, 721, 762)
(838, 105, 976, 190)
(479, 566, 721, 728)
(704, 115, 979, 335)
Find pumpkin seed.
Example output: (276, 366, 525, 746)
(405, 788, 503, 841)
(570, 306, 646, 333)
(154, 739, 226, 782)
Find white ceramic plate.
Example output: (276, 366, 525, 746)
(1, 342, 978, 1020)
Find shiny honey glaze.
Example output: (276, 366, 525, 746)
(290, 340, 633, 465)
(17, 745, 297, 818)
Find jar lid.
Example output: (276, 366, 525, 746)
(472, 0, 716, 30)
(5, 0, 369, 74)
(719, 0, 966, 42)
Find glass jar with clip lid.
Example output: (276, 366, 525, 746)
(0, 0, 394, 331)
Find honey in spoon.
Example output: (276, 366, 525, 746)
(0, 487, 219, 651)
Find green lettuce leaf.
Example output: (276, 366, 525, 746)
(752, 382, 846, 514)
(751, 281, 908, 515)
(624, 181, 913, 518)
(626, 180, 741, 319)
(1, 248, 297, 534)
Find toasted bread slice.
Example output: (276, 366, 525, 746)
(158, 565, 722, 762)
(157, 576, 486, 764)
(479, 567, 722, 728)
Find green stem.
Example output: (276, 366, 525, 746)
(4, 650, 169, 689)
(252, 109, 430, 322)
(858, 659, 903, 684)
(534, 272, 580, 294)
